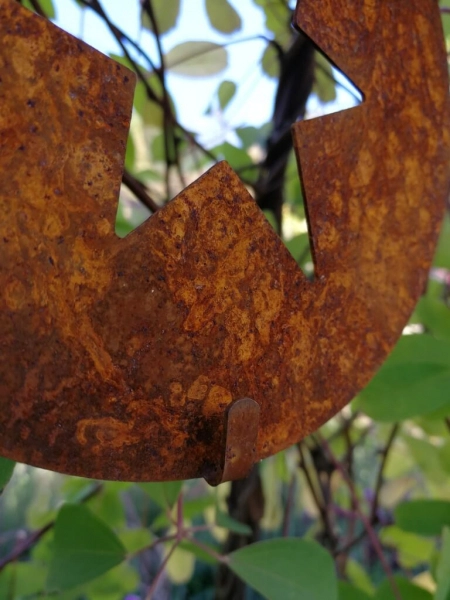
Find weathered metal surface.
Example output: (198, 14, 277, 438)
(0, 0, 449, 482)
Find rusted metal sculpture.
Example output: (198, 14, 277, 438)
(0, 0, 449, 483)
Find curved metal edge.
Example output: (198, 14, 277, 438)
(204, 398, 260, 486)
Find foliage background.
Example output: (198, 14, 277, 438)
(1, 0, 450, 599)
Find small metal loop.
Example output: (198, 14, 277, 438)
(204, 397, 260, 486)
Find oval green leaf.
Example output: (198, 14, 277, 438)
(216, 508, 252, 535)
(141, 0, 180, 35)
(218, 80, 237, 109)
(374, 577, 432, 600)
(228, 538, 337, 600)
(435, 528, 450, 600)
(313, 53, 337, 103)
(358, 335, 450, 422)
(0, 456, 15, 495)
(205, 0, 241, 34)
(338, 582, 371, 600)
(139, 480, 183, 509)
(23, 0, 55, 18)
(261, 44, 280, 79)
(47, 504, 126, 591)
(395, 500, 450, 537)
(166, 41, 228, 77)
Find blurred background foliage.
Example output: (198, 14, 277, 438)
(1, 0, 450, 598)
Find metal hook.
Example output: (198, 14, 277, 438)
(204, 398, 260, 486)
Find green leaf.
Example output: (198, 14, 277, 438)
(205, 0, 241, 34)
(214, 143, 256, 181)
(338, 582, 372, 600)
(395, 500, 450, 536)
(236, 123, 272, 148)
(313, 53, 337, 103)
(435, 527, 450, 600)
(285, 233, 310, 263)
(125, 131, 136, 173)
(23, 0, 55, 18)
(216, 509, 252, 535)
(0, 562, 46, 598)
(380, 526, 434, 569)
(374, 577, 432, 600)
(434, 214, 450, 269)
(346, 559, 375, 596)
(228, 538, 337, 600)
(415, 297, 450, 341)
(139, 480, 183, 509)
(141, 0, 180, 35)
(179, 539, 218, 565)
(261, 44, 280, 79)
(120, 528, 153, 554)
(166, 41, 228, 77)
(358, 335, 450, 422)
(0, 456, 15, 494)
(218, 80, 237, 109)
(253, 0, 291, 46)
(47, 504, 126, 591)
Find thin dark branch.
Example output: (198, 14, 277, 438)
(370, 424, 400, 522)
(122, 169, 160, 213)
(316, 433, 403, 600)
(297, 442, 336, 548)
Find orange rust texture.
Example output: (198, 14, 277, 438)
(0, 0, 449, 482)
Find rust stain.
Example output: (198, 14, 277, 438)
(0, 0, 449, 482)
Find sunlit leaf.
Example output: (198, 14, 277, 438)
(139, 480, 183, 509)
(23, 0, 55, 18)
(214, 142, 257, 182)
(435, 527, 450, 600)
(380, 526, 434, 569)
(313, 53, 337, 103)
(47, 504, 126, 591)
(415, 297, 450, 341)
(205, 0, 241, 34)
(374, 577, 432, 600)
(338, 582, 372, 600)
(261, 44, 280, 79)
(346, 559, 375, 596)
(358, 336, 450, 422)
(165, 543, 196, 584)
(395, 500, 450, 537)
(218, 80, 237, 109)
(253, 0, 291, 46)
(228, 538, 337, 600)
(141, 0, 180, 35)
(216, 508, 252, 535)
(0, 563, 46, 598)
(236, 123, 272, 148)
(125, 132, 136, 174)
(434, 214, 450, 269)
(0, 456, 15, 494)
(285, 233, 310, 263)
(166, 41, 228, 77)
(179, 539, 219, 565)
(119, 528, 153, 554)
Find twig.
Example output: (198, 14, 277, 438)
(370, 424, 399, 522)
(282, 473, 296, 537)
(297, 442, 337, 549)
(316, 433, 403, 600)
(122, 169, 160, 213)
(145, 541, 179, 600)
